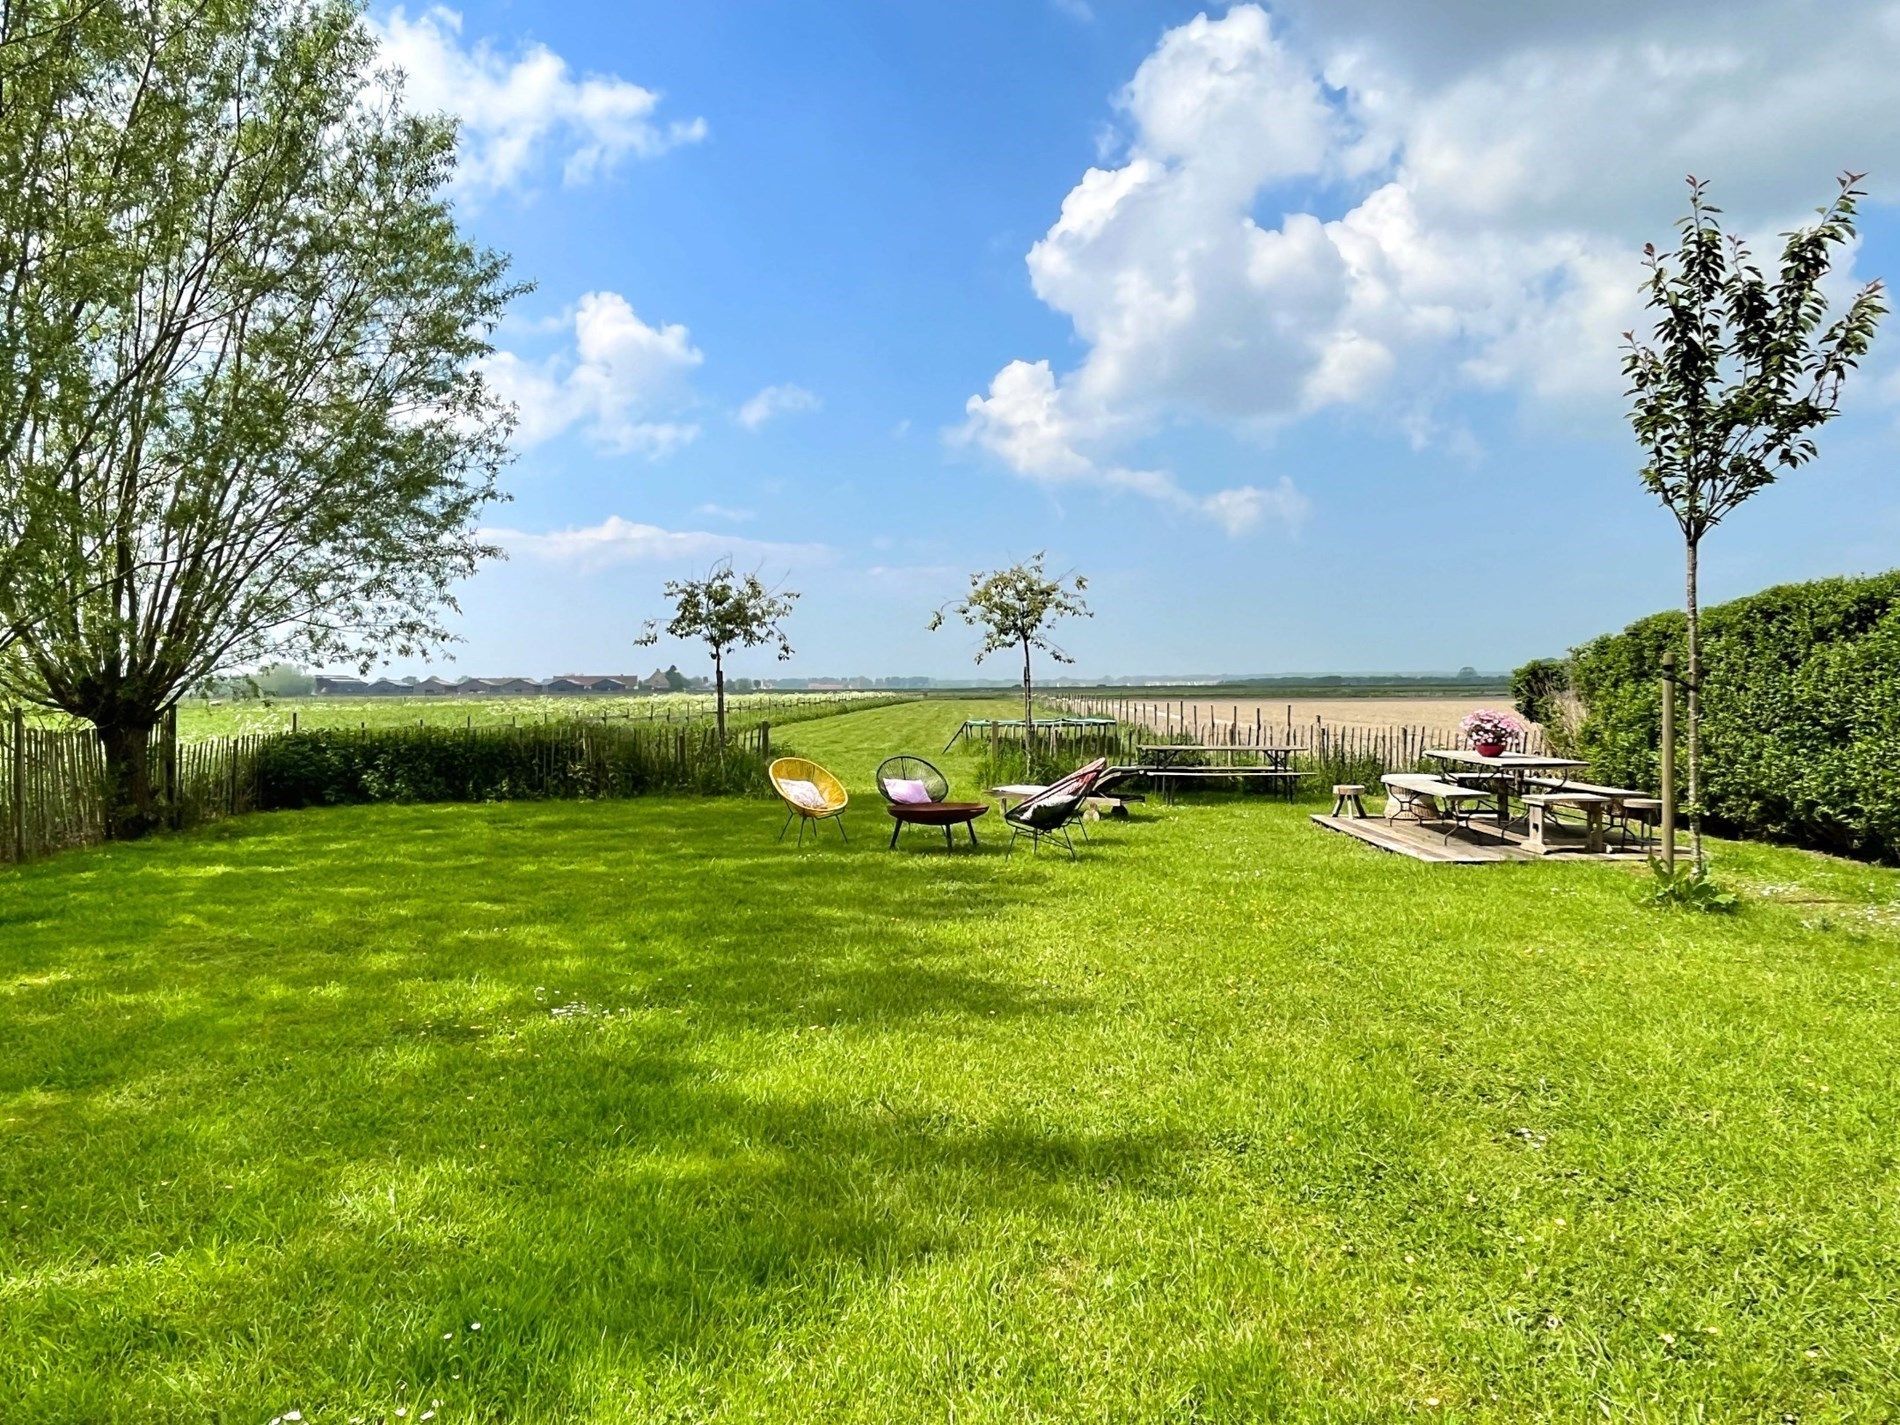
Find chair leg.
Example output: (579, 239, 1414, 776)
(835, 815, 848, 843)
(1061, 827, 1077, 860)
(779, 808, 794, 842)
(966, 819, 978, 846)
(943, 824, 953, 849)
(889, 818, 901, 849)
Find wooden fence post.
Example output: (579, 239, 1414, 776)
(164, 707, 180, 830)
(10, 708, 23, 863)
(1660, 652, 1677, 875)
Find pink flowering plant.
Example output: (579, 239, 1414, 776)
(1459, 708, 1524, 749)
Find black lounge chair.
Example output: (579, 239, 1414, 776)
(1004, 757, 1107, 859)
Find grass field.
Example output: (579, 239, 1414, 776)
(155, 690, 901, 741)
(3, 698, 1897, 1420)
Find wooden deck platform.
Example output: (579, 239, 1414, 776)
(1310, 813, 1659, 864)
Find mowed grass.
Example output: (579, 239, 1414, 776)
(104, 690, 897, 740)
(2, 698, 1897, 1421)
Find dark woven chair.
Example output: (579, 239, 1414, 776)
(875, 755, 951, 804)
(1004, 757, 1107, 859)
(876, 754, 988, 850)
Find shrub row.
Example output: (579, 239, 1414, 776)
(254, 721, 773, 810)
(1543, 571, 1900, 860)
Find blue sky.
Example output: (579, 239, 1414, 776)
(370, 0, 1900, 682)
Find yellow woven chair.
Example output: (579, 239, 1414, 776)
(770, 757, 850, 845)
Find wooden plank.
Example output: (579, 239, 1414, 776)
(1310, 813, 1533, 863)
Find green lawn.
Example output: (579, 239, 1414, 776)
(2, 699, 1897, 1421)
(22, 690, 901, 740)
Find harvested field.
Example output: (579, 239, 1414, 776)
(1053, 695, 1539, 744)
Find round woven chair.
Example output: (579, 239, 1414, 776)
(875, 755, 950, 804)
(875, 754, 988, 850)
(769, 756, 849, 845)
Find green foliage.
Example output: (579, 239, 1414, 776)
(1622, 172, 1885, 870)
(0, 0, 520, 836)
(1624, 175, 1885, 546)
(1511, 657, 1570, 728)
(254, 723, 772, 809)
(637, 562, 798, 738)
(967, 725, 1129, 788)
(930, 555, 1090, 665)
(930, 554, 1090, 729)
(1568, 571, 1900, 860)
(1640, 860, 1741, 914)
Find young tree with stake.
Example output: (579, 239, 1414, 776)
(0, 0, 520, 837)
(930, 555, 1091, 734)
(1624, 173, 1884, 871)
(636, 563, 797, 743)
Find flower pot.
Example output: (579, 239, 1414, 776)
(1474, 741, 1505, 758)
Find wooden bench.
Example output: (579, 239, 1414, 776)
(1381, 774, 1493, 840)
(1524, 777, 1662, 848)
(1146, 766, 1301, 804)
(1521, 792, 1608, 855)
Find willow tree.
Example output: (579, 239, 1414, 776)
(636, 562, 798, 742)
(0, 0, 519, 836)
(930, 554, 1090, 733)
(1623, 173, 1884, 870)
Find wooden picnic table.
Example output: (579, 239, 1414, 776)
(1422, 749, 1589, 828)
(1137, 744, 1302, 803)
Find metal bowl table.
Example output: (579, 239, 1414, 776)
(885, 800, 990, 850)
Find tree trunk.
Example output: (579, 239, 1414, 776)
(1684, 534, 1704, 874)
(1021, 639, 1034, 740)
(97, 720, 158, 840)
(714, 653, 726, 745)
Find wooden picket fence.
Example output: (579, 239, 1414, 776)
(2, 710, 772, 866)
(1045, 695, 1546, 772)
(1, 711, 271, 864)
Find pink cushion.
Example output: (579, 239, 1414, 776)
(886, 778, 932, 804)
(1016, 757, 1107, 815)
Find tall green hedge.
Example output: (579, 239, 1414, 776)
(1557, 571, 1900, 860)
(254, 722, 772, 810)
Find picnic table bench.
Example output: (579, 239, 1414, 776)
(1524, 776, 1662, 849)
(1138, 744, 1301, 804)
(1520, 791, 1608, 855)
(1424, 749, 1590, 829)
(1381, 773, 1494, 841)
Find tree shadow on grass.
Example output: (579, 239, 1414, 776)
(0, 797, 1171, 1416)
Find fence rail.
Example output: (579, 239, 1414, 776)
(1046, 695, 1545, 765)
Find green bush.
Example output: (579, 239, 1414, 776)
(1511, 657, 1570, 727)
(1555, 571, 1900, 861)
(255, 723, 772, 810)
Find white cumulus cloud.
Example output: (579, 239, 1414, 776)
(737, 384, 822, 430)
(484, 292, 703, 458)
(483, 517, 830, 573)
(958, 358, 1307, 535)
(372, 6, 706, 197)
(967, 1, 1900, 511)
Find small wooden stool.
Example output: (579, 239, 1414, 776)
(1331, 783, 1368, 818)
